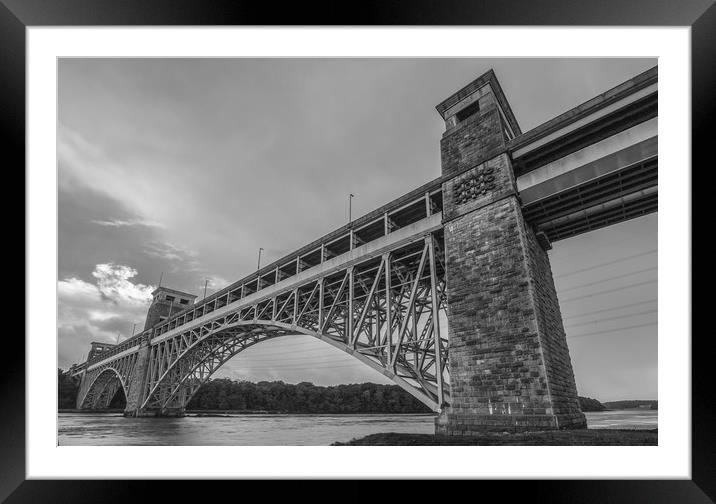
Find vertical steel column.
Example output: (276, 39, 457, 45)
(384, 251, 392, 364)
(318, 278, 325, 329)
(390, 242, 428, 370)
(293, 288, 299, 326)
(427, 233, 444, 408)
(347, 266, 354, 344)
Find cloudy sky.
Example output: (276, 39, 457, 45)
(58, 58, 657, 402)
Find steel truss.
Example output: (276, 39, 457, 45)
(80, 232, 449, 412)
(76, 352, 137, 409)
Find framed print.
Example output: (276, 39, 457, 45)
(6, 0, 712, 501)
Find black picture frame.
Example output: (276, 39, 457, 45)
(5, 0, 711, 501)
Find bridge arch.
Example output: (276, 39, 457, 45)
(78, 366, 129, 410)
(141, 319, 442, 413)
(82, 235, 450, 417)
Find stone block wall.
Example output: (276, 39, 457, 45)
(440, 103, 507, 180)
(123, 337, 151, 417)
(435, 74, 585, 434)
(520, 221, 585, 428)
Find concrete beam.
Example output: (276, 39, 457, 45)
(511, 81, 657, 158)
(516, 117, 657, 205)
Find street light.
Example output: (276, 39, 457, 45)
(349, 193, 354, 223)
(257, 247, 264, 270)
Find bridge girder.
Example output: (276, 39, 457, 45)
(139, 233, 448, 413)
(81, 232, 450, 415)
(76, 353, 136, 409)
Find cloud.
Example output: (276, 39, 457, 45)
(91, 263, 155, 303)
(57, 124, 203, 241)
(57, 263, 155, 368)
(91, 218, 165, 228)
(204, 274, 230, 291)
(143, 241, 200, 270)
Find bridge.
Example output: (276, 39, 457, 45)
(69, 66, 657, 434)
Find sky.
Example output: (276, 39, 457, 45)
(58, 58, 657, 402)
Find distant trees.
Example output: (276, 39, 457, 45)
(603, 400, 658, 410)
(187, 379, 432, 414)
(577, 397, 660, 412)
(58, 369, 80, 409)
(57, 365, 659, 415)
(577, 396, 607, 412)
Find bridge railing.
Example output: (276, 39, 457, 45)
(144, 184, 441, 333)
(85, 331, 150, 366)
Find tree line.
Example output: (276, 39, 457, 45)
(59, 369, 629, 414)
(603, 400, 658, 410)
(57, 370, 431, 413)
(186, 378, 432, 414)
(577, 396, 607, 412)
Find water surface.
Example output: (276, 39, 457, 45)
(58, 410, 657, 445)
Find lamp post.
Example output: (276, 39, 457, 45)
(349, 193, 354, 223)
(257, 247, 264, 270)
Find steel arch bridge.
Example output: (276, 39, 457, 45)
(77, 225, 449, 414)
(69, 66, 657, 431)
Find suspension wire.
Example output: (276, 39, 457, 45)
(560, 279, 657, 302)
(563, 299, 657, 320)
(558, 267, 657, 293)
(564, 309, 657, 328)
(555, 249, 657, 279)
(567, 322, 657, 339)
(234, 350, 358, 363)
(238, 346, 346, 358)
(231, 361, 373, 371)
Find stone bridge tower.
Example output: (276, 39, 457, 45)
(143, 287, 198, 330)
(435, 70, 586, 434)
(124, 286, 198, 416)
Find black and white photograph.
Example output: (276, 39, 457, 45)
(56, 57, 659, 447)
(8, 2, 709, 497)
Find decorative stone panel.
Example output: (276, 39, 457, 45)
(453, 165, 496, 205)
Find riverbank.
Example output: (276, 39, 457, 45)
(59, 409, 429, 416)
(58, 409, 305, 415)
(332, 429, 658, 445)
(59, 408, 124, 413)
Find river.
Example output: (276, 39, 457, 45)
(57, 409, 657, 445)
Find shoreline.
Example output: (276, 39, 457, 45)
(58, 408, 655, 415)
(332, 429, 658, 446)
(58, 409, 436, 417)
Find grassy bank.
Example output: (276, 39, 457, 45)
(332, 429, 658, 446)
